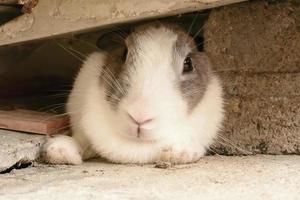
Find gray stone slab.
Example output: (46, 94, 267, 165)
(0, 155, 299, 199)
(0, 0, 247, 46)
(0, 129, 45, 172)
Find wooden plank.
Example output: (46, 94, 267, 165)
(0, 0, 247, 46)
(0, 109, 69, 135)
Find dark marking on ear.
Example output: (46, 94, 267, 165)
(96, 29, 130, 51)
(96, 29, 131, 61)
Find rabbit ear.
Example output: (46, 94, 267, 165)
(96, 28, 131, 52)
(96, 28, 131, 61)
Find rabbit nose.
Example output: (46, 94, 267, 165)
(127, 113, 154, 126)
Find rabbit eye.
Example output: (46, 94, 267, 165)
(182, 56, 194, 74)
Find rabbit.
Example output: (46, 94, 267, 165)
(41, 22, 224, 165)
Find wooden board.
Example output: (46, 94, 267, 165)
(0, 109, 69, 135)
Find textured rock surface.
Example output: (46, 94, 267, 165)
(0, 155, 299, 199)
(204, 0, 300, 155)
(0, 130, 45, 172)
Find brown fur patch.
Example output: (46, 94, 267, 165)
(180, 53, 212, 111)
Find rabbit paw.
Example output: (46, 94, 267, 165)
(158, 145, 203, 164)
(41, 135, 82, 165)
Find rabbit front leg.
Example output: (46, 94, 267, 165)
(41, 135, 83, 165)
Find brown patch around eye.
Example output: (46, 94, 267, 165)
(179, 53, 212, 113)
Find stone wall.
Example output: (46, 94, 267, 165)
(204, 0, 300, 155)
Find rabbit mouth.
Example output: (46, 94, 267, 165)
(120, 126, 159, 143)
(124, 135, 157, 143)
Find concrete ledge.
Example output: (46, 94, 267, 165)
(0, 0, 247, 46)
(0, 130, 45, 172)
(0, 155, 299, 199)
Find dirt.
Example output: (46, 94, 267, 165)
(154, 161, 174, 169)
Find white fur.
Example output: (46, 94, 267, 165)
(41, 135, 82, 165)
(42, 25, 224, 165)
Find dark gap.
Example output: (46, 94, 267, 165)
(194, 36, 204, 52)
(0, 3, 23, 25)
(0, 160, 32, 174)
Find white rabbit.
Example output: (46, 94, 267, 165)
(41, 23, 224, 165)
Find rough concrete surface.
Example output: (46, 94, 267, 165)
(0, 0, 246, 46)
(0, 155, 299, 200)
(204, 0, 300, 155)
(0, 130, 45, 172)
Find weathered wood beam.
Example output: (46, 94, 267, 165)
(0, 109, 69, 135)
(0, 0, 247, 46)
